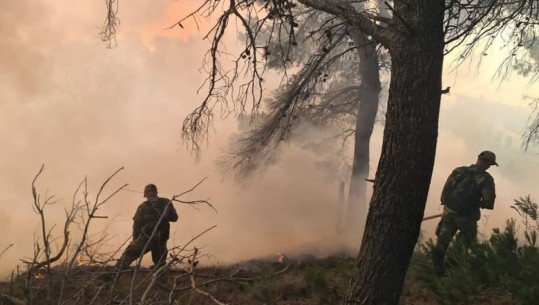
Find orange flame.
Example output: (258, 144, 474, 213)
(34, 273, 45, 280)
(278, 254, 286, 264)
(76, 255, 84, 267)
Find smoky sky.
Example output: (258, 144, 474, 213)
(0, 0, 349, 276)
(1, 0, 539, 278)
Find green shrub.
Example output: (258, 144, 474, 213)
(249, 267, 278, 305)
(408, 195, 539, 305)
(302, 257, 353, 305)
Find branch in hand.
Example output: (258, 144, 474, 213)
(171, 177, 217, 213)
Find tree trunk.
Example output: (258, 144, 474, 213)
(346, 29, 381, 235)
(344, 1, 445, 304)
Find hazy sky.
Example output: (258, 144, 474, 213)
(1, 0, 539, 277)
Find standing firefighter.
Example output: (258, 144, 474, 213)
(116, 184, 178, 269)
(433, 151, 498, 273)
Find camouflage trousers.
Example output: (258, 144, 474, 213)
(116, 236, 168, 269)
(432, 209, 477, 273)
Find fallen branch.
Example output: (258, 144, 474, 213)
(188, 247, 228, 305)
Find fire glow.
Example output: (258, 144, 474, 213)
(76, 255, 84, 267)
(34, 273, 45, 280)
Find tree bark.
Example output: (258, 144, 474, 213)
(344, 1, 445, 304)
(346, 29, 381, 234)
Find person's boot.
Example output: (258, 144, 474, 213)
(431, 248, 446, 277)
(115, 258, 132, 272)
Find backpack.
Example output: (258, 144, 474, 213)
(441, 166, 481, 213)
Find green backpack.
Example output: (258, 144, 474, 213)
(441, 166, 481, 213)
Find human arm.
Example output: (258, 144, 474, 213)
(479, 174, 496, 210)
(166, 202, 178, 222)
(160, 198, 178, 222)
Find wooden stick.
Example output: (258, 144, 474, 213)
(422, 213, 443, 221)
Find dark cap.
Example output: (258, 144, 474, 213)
(143, 184, 158, 197)
(144, 184, 157, 191)
(478, 151, 498, 166)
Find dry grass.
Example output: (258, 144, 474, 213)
(0, 255, 440, 305)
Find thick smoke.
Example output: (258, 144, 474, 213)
(0, 0, 347, 277)
(1, 0, 539, 279)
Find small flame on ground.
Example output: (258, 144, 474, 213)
(34, 273, 45, 280)
(278, 254, 286, 264)
(76, 255, 84, 267)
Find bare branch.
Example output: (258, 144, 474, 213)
(28, 166, 73, 273)
(522, 95, 539, 150)
(297, 0, 393, 47)
(188, 247, 228, 305)
(171, 177, 218, 213)
(444, 0, 539, 80)
(100, 0, 120, 48)
(0, 244, 13, 262)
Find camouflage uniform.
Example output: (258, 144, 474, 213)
(433, 164, 496, 272)
(117, 197, 178, 269)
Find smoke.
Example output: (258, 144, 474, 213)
(2, 0, 539, 280)
(0, 0, 349, 277)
